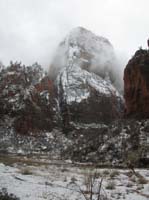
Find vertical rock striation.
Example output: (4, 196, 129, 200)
(124, 49, 149, 117)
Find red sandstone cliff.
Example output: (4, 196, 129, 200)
(124, 49, 149, 117)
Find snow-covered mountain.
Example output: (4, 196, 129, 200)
(49, 27, 123, 133)
(0, 27, 148, 166)
(49, 27, 122, 105)
(50, 27, 121, 90)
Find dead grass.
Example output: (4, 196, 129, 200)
(110, 170, 119, 179)
(106, 180, 116, 190)
(137, 175, 148, 184)
(20, 167, 33, 175)
(0, 154, 50, 167)
(103, 170, 110, 176)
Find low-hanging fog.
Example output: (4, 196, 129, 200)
(0, 0, 148, 79)
(49, 26, 124, 92)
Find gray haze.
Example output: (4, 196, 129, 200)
(0, 0, 148, 69)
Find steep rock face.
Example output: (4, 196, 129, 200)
(14, 76, 57, 135)
(124, 49, 149, 117)
(50, 27, 123, 132)
(0, 62, 57, 135)
(0, 53, 148, 166)
(57, 65, 122, 133)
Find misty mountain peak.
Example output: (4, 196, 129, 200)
(49, 27, 120, 89)
(66, 26, 112, 48)
(60, 26, 115, 65)
(48, 27, 123, 109)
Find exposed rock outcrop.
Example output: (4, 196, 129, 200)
(0, 62, 57, 135)
(124, 49, 149, 117)
(0, 28, 148, 166)
(50, 27, 123, 132)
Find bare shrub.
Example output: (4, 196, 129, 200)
(137, 176, 148, 184)
(20, 167, 33, 175)
(106, 181, 116, 190)
(110, 170, 119, 179)
(78, 171, 109, 200)
(102, 170, 110, 176)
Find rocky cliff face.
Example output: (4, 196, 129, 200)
(124, 49, 149, 117)
(0, 28, 148, 166)
(0, 62, 57, 135)
(50, 27, 123, 133)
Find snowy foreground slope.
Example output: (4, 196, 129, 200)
(0, 159, 148, 200)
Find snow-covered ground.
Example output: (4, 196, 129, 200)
(0, 158, 148, 200)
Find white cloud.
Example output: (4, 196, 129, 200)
(0, 0, 148, 69)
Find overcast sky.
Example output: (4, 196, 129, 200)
(0, 0, 148, 69)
